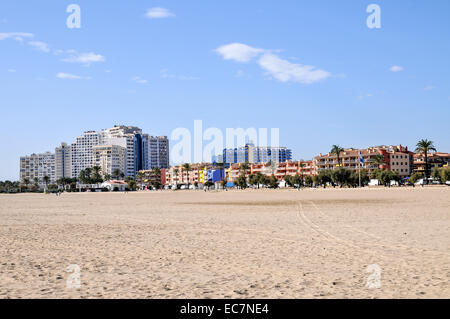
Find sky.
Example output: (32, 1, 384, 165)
(1, 0, 449, 180)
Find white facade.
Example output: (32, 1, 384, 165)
(143, 135, 169, 169)
(92, 145, 126, 177)
(100, 126, 143, 177)
(20, 152, 56, 186)
(55, 142, 72, 179)
(71, 131, 101, 179)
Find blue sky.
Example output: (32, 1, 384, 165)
(1, 0, 449, 180)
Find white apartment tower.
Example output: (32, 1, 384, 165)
(100, 126, 143, 177)
(71, 131, 101, 179)
(55, 142, 72, 179)
(143, 135, 170, 169)
(20, 152, 56, 186)
(92, 145, 126, 177)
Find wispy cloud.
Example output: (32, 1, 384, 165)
(357, 93, 374, 100)
(424, 85, 435, 91)
(61, 51, 105, 66)
(131, 76, 148, 84)
(215, 43, 331, 84)
(145, 7, 175, 19)
(160, 69, 199, 81)
(56, 72, 91, 80)
(390, 65, 404, 72)
(28, 41, 50, 53)
(7, 69, 16, 73)
(215, 43, 265, 63)
(258, 54, 330, 84)
(0, 32, 33, 42)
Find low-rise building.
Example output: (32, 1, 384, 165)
(226, 161, 314, 182)
(314, 145, 413, 177)
(413, 152, 450, 175)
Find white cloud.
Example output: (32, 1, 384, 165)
(424, 85, 435, 91)
(160, 69, 199, 80)
(8, 69, 16, 73)
(56, 72, 91, 80)
(132, 76, 148, 84)
(390, 65, 404, 72)
(28, 41, 50, 53)
(258, 53, 331, 84)
(0, 32, 33, 42)
(215, 43, 265, 63)
(146, 7, 175, 19)
(61, 52, 105, 65)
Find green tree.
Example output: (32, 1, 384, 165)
(265, 175, 279, 189)
(235, 176, 247, 189)
(330, 145, 345, 168)
(331, 168, 351, 187)
(431, 167, 441, 182)
(304, 175, 314, 187)
(284, 175, 294, 188)
(415, 139, 437, 184)
(439, 167, 450, 183)
(43, 176, 50, 190)
(125, 176, 137, 191)
(409, 172, 423, 185)
(174, 168, 179, 185)
(240, 162, 250, 177)
(23, 178, 30, 191)
(316, 170, 333, 188)
(91, 166, 103, 184)
(371, 154, 386, 169)
(112, 169, 123, 180)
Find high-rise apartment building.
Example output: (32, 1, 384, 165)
(20, 152, 56, 186)
(20, 125, 169, 182)
(221, 144, 293, 164)
(92, 145, 126, 177)
(71, 131, 101, 179)
(55, 142, 72, 179)
(142, 135, 170, 170)
(100, 126, 143, 177)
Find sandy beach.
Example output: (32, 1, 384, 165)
(0, 187, 449, 299)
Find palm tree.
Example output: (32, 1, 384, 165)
(152, 167, 161, 176)
(104, 174, 111, 182)
(416, 139, 437, 184)
(136, 171, 145, 190)
(112, 169, 122, 180)
(371, 154, 386, 169)
(174, 168, 179, 185)
(299, 162, 305, 188)
(23, 178, 30, 190)
(33, 177, 39, 188)
(92, 166, 103, 184)
(240, 162, 250, 177)
(183, 163, 191, 189)
(43, 176, 50, 190)
(330, 145, 345, 168)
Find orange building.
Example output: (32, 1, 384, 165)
(314, 145, 414, 177)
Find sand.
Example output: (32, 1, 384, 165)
(0, 187, 449, 299)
